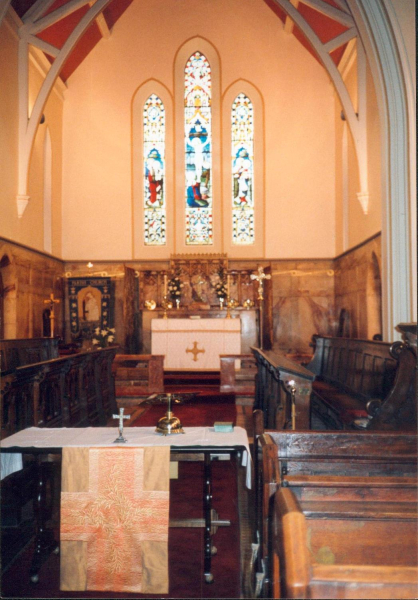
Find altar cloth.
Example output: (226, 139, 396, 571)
(1, 426, 252, 488)
(60, 445, 169, 594)
(151, 317, 241, 369)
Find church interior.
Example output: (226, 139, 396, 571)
(0, 0, 416, 598)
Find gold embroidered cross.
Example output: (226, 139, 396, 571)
(186, 341, 205, 362)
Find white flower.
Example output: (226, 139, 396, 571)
(95, 327, 100, 334)
(100, 329, 107, 336)
(109, 328, 116, 333)
(92, 339, 99, 345)
(108, 335, 114, 342)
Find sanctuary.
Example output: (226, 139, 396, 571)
(0, 0, 416, 597)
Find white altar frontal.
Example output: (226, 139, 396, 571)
(151, 317, 241, 370)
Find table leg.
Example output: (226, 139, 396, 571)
(203, 452, 214, 583)
(29, 458, 58, 583)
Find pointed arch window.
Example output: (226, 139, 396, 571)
(143, 94, 166, 245)
(232, 93, 254, 244)
(184, 51, 213, 245)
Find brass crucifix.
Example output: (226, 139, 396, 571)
(186, 341, 205, 362)
(250, 266, 271, 300)
(250, 266, 271, 350)
(43, 293, 60, 338)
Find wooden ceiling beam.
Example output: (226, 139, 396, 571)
(0, 0, 12, 28)
(27, 34, 60, 58)
(297, 0, 354, 27)
(89, 1, 111, 39)
(29, 0, 92, 35)
(22, 0, 56, 24)
(284, 0, 299, 34)
(324, 27, 357, 53)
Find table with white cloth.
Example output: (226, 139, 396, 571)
(151, 317, 241, 370)
(1, 426, 251, 584)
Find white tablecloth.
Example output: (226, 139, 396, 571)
(151, 318, 241, 370)
(1, 426, 252, 488)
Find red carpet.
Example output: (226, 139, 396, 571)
(131, 393, 237, 427)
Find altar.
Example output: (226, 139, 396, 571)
(151, 318, 241, 370)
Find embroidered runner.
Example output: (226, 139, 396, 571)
(60, 446, 169, 593)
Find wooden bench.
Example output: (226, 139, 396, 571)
(306, 336, 417, 430)
(112, 354, 164, 404)
(0, 338, 59, 374)
(251, 426, 417, 598)
(220, 354, 256, 404)
(272, 487, 418, 599)
(251, 347, 316, 430)
(1, 347, 118, 438)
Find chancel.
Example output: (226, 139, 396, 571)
(0, 0, 416, 598)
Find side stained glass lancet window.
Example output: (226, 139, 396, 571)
(184, 52, 213, 245)
(144, 94, 166, 245)
(232, 93, 254, 244)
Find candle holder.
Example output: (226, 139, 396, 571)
(161, 296, 173, 319)
(226, 297, 231, 319)
(175, 298, 180, 310)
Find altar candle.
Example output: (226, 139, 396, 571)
(163, 274, 167, 296)
(227, 274, 230, 297)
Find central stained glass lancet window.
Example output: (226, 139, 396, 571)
(232, 93, 254, 244)
(184, 52, 213, 245)
(144, 94, 166, 245)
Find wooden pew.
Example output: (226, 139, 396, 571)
(0, 338, 59, 374)
(1, 347, 118, 438)
(220, 353, 256, 404)
(112, 354, 164, 403)
(252, 425, 418, 598)
(251, 347, 315, 430)
(306, 336, 417, 430)
(272, 487, 418, 599)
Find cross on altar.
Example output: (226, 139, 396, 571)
(250, 266, 271, 350)
(43, 293, 60, 338)
(186, 341, 205, 362)
(112, 407, 130, 443)
(250, 266, 271, 300)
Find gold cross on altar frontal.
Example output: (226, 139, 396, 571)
(43, 293, 60, 338)
(186, 341, 205, 362)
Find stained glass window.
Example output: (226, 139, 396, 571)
(232, 93, 254, 244)
(184, 52, 213, 245)
(143, 94, 166, 245)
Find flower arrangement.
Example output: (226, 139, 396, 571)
(167, 270, 184, 301)
(92, 327, 116, 348)
(215, 267, 228, 299)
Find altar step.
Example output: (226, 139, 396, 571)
(164, 370, 221, 394)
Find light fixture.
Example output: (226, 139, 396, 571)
(87, 262, 93, 268)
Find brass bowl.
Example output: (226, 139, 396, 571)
(155, 412, 184, 435)
(145, 300, 156, 310)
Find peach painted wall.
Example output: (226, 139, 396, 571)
(61, 0, 336, 260)
(0, 14, 64, 256)
(334, 51, 382, 254)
